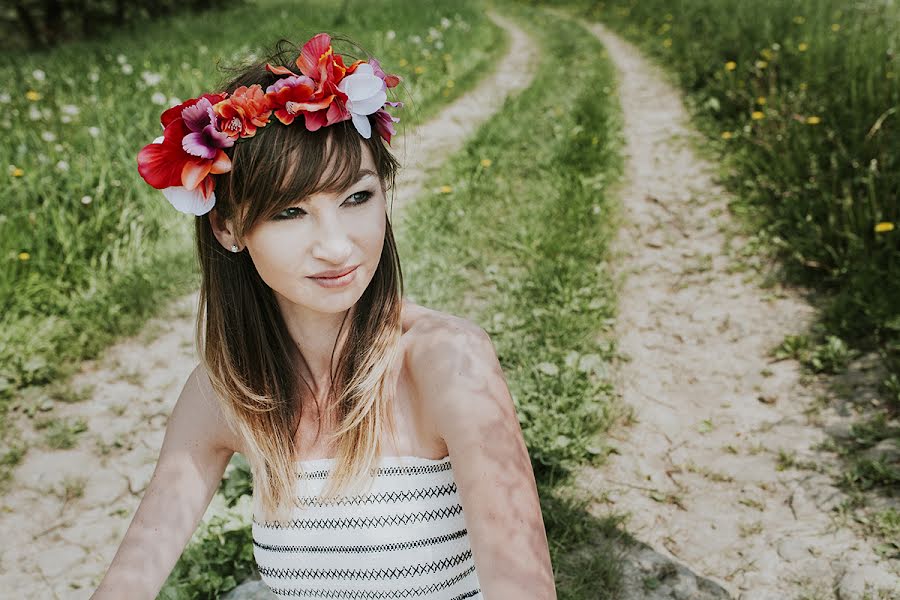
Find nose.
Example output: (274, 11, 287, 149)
(310, 209, 353, 264)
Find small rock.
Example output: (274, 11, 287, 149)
(221, 579, 276, 600)
(861, 439, 899, 464)
(776, 537, 810, 562)
(836, 564, 900, 600)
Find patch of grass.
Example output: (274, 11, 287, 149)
(0, 443, 27, 494)
(35, 416, 89, 450)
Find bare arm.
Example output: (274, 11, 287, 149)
(411, 318, 557, 599)
(91, 363, 239, 599)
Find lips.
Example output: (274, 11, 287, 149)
(308, 265, 358, 279)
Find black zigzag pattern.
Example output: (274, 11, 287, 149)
(298, 461, 453, 481)
(258, 549, 473, 580)
(268, 563, 478, 598)
(253, 528, 469, 554)
(254, 504, 463, 530)
(295, 482, 458, 508)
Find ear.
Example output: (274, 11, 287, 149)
(208, 207, 242, 252)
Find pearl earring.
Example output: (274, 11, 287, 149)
(230, 244, 238, 253)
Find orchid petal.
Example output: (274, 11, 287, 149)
(350, 89, 387, 115)
(182, 131, 217, 159)
(181, 159, 212, 190)
(161, 185, 216, 215)
(351, 112, 371, 138)
(181, 98, 213, 132)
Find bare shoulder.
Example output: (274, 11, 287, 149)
(179, 362, 243, 455)
(402, 301, 493, 382)
(401, 300, 499, 422)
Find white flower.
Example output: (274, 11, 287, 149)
(441, 17, 451, 29)
(428, 27, 441, 39)
(116, 54, 127, 64)
(198, 44, 208, 55)
(32, 69, 46, 81)
(29, 106, 42, 121)
(61, 104, 79, 116)
(141, 71, 162, 86)
(151, 92, 167, 105)
(410, 35, 422, 45)
(37, 153, 48, 164)
(435, 40, 444, 50)
(337, 63, 387, 139)
(0, 92, 10, 103)
(88, 126, 100, 137)
(386, 30, 396, 40)
(81, 195, 92, 205)
(168, 97, 181, 106)
(181, 62, 190, 71)
(61, 115, 71, 123)
(88, 71, 99, 83)
(41, 131, 56, 142)
(54, 144, 63, 152)
(121, 63, 133, 75)
(56, 160, 69, 172)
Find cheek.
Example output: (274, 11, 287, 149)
(246, 226, 308, 281)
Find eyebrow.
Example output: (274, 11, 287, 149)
(299, 169, 378, 203)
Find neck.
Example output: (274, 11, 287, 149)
(275, 295, 356, 398)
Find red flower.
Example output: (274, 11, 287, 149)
(212, 84, 272, 139)
(137, 94, 232, 198)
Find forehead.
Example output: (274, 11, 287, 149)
(280, 133, 378, 199)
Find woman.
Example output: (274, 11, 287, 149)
(92, 31, 555, 600)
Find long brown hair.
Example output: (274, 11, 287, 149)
(194, 37, 404, 521)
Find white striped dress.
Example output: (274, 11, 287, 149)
(251, 455, 484, 599)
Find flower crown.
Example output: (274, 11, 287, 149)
(136, 32, 402, 216)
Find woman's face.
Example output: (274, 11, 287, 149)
(241, 142, 387, 316)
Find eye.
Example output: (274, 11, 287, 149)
(344, 190, 374, 206)
(272, 190, 374, 221)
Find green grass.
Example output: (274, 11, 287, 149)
(0, 0, 506, 428)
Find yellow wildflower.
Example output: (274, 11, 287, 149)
(18, 252, 30, 261)
(25, 90, 40, 101)
(446, 79, 454, 88)
(591, 135, 599, 145)
(439, 185, 452, 194)
(760, 48, 773, 60)
(806, 116, 821, 125)
(751, 111, 765, 120)
(874, 222, 894, 233)
(398, 58, 408, 67)
(755, 60, 768, 69)
(442, 53, 452, 62)
(725, 61, 737, 71)
(721, 131, 733, 139)
(663, 38, 672, 48)
(799, 82, 808, 91)
(480, 158, 492, 168)
(756, 96, 767, 105)
(798, 42, 808, 52)
(414, 65, 425, 74)
(11, 167, 24, 177)
(793, 16, 805, 25)
(831, 23, 841, 32)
